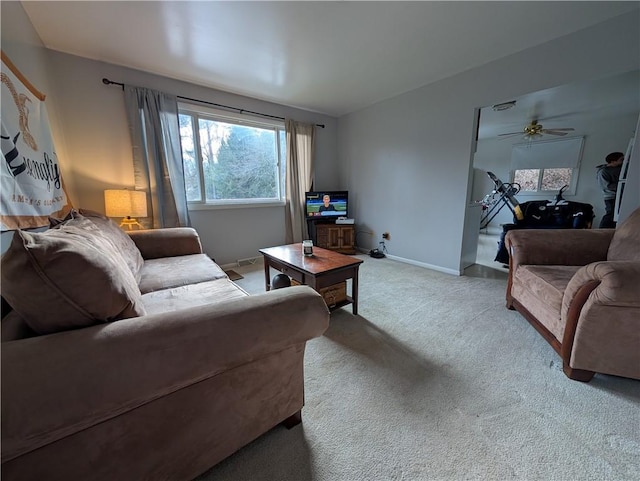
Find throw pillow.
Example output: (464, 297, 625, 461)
(1, 218, 146, 335)
(48, 207, 76, 227)
(50, 208, 145, 282)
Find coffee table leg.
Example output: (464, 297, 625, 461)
(352, 267, 359, 315)
(263, 257, 271, 291)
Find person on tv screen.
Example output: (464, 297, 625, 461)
(318, 194, 336, 213)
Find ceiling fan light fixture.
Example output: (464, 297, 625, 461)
(498, 120, 574, 139)
(492, 100, 517, 111)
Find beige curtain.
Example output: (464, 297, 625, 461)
(285, 119, 316, 243)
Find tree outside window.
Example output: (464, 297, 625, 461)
(513, 167, 572, 192)
(178, 108, 286, 205)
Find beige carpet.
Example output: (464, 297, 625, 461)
(195, 256, 640, 481)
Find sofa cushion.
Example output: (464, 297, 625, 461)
(511, 265, 581, 340)
(1, 310, 37, 342)
(607, 207, 640, 261)
(51, 208, 145, 282)
(138, 254, 228, 294)
(142, 278, 248, 315)
(0, 218, 146, 335)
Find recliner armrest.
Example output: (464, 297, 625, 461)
(562, 261, 640, 321)
(559, 261, 640, 380)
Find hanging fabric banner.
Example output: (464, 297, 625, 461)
(1, 51, 70, 231)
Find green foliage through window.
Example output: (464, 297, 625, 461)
(179, 109, 286, 204)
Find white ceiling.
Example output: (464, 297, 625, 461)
(22, 1, 639, 117)
(478, 69, 640, 140)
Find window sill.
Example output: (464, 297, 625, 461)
(517, 191, 576, 197)
(187, 201, 285, 211)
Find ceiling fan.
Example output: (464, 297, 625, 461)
(499, 120, 574, 138)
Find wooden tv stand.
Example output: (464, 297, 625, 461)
(314, 223, 355, 255)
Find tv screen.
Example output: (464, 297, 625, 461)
(305, 191, 348, 218)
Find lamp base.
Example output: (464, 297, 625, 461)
(119, 217, 144, 230)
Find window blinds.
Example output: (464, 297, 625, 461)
(511, 137, 584, 170)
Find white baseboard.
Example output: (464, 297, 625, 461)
(386, 253, 461, 276)
(220, 256, 262, 270)
(355, 247, 461, 276)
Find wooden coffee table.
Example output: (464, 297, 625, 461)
(259, 243, 363, 314)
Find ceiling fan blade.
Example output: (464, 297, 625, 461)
(542, 130, 569, 136)
(498, 132, 523, 136)
(547, 128, 575, 131)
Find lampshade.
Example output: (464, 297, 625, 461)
(104, 189, 148, 218)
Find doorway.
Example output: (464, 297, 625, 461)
(465, 70, 640, 274)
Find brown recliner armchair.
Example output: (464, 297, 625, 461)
(505, 207, 640, 382)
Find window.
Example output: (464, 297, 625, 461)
(513, 167, 573, 192)
(511, 137, 584, 195)
(179, 105, 286, 206)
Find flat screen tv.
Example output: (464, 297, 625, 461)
(305, 191, 348, 219)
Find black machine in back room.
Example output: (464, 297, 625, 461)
(480, 172, 595, 264)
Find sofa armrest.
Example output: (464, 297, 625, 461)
(127, 227, 203, 258)
(560, 261, 640, 379)
(1, 286, 329, 463)
(562, 261, 640, 320)
(506, 229, 614, 271)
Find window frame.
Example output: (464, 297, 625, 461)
(178, 103, 287, 208)
(511, 167, 576, 195)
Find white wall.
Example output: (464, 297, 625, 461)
(619, 114, 640, 224)
(4, 4, 639, 269)
(1, 1, 339, 263)
(338, 11, 640, 274)
(44, 51, 338, 264)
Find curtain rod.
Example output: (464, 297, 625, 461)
(102, 78, 325, 128)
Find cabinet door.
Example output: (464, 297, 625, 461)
(315, 224, 329, 248)
(327, 227, 342, 249)
(340, 226, 354, 248)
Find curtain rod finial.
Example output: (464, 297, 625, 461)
(102, 78, 124, 90)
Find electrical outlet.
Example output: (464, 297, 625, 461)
(382, 232, 390, 240)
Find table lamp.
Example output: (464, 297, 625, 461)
(104, 189, 148, 230)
